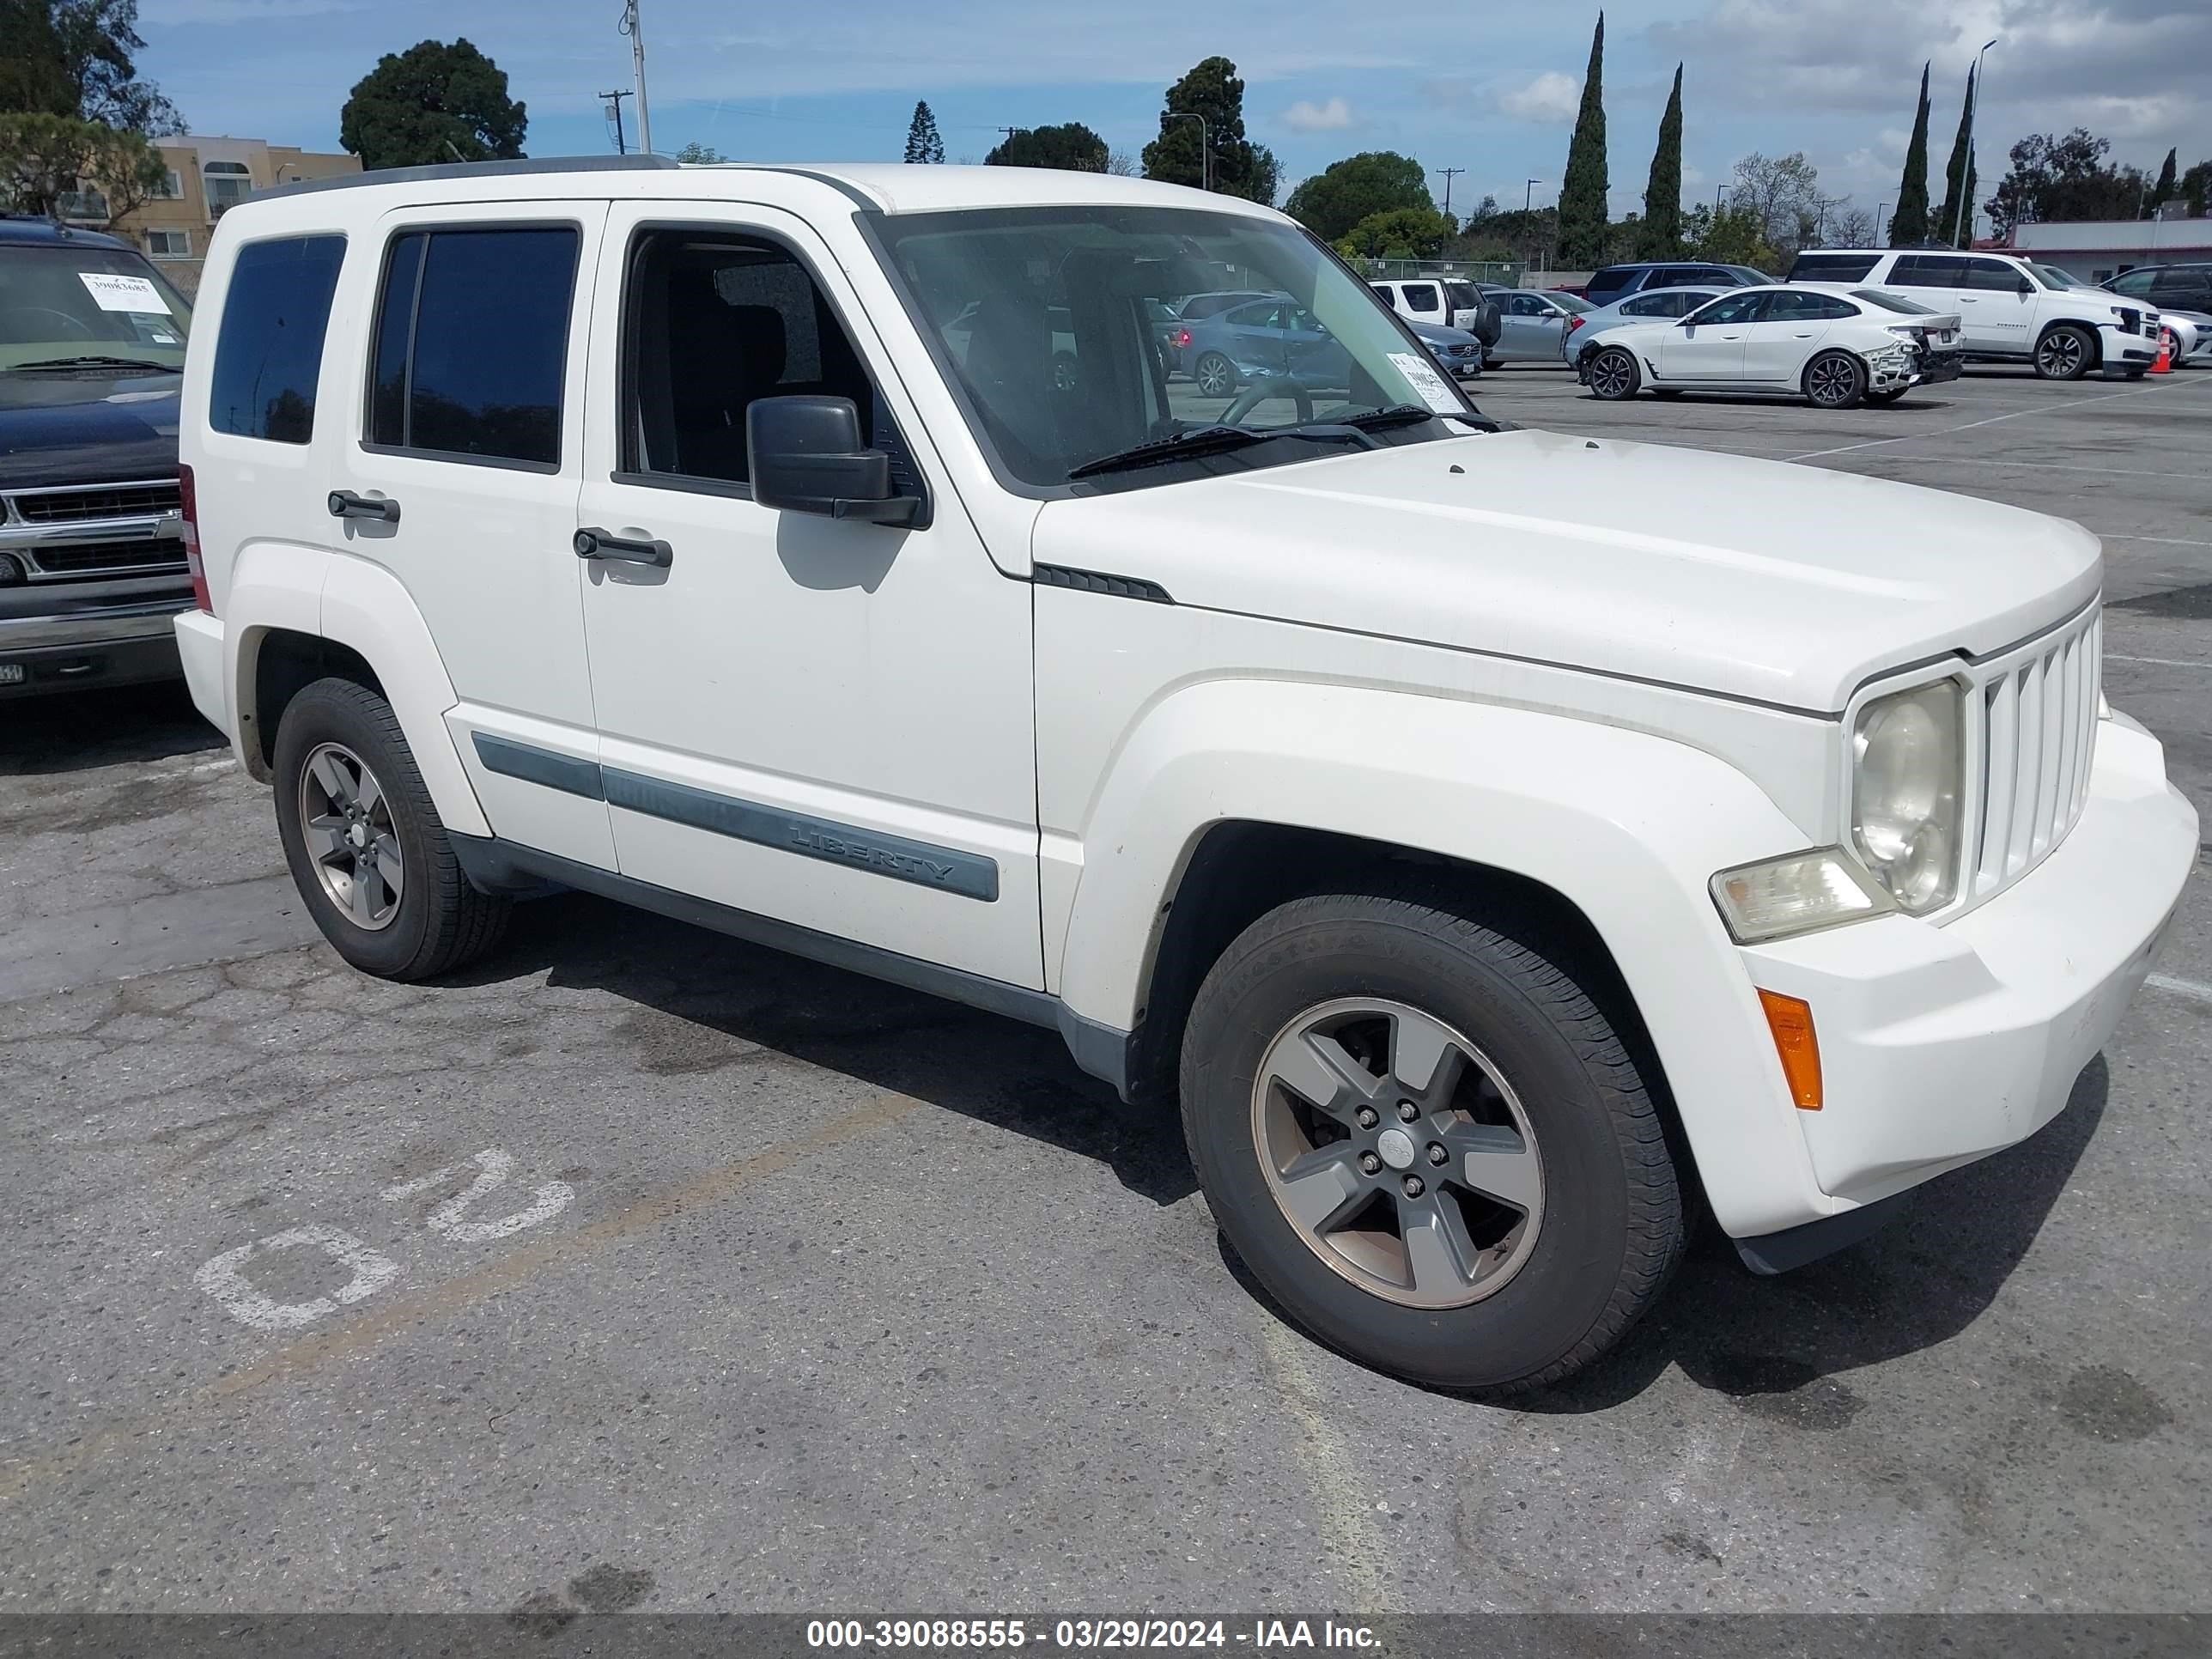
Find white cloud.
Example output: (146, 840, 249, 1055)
(142, 0, 354, 21)
(1280, 96, 1357, 133)
(1496, 71, 1581, 125)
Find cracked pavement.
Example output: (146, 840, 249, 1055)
(1, 372, 2207, 1618)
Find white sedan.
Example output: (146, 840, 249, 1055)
(1576, 284, 1963, 409)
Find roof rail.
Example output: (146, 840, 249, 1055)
(270, 153, 681, 199)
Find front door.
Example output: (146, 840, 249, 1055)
(573, 202, 1043, 989)
(1960, 257, 2035, 353)
(1659, 289, 1766, 380)
(1741, 289, 1838, 383)
(341, 200, 616, 871)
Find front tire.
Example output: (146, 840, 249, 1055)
(1193, 351, 1237, 398)
(1179, 887, 1686, 1395)
(2035, 324, 2094, 380)
(273, 677, 510, 981)
(1803, 349, 1865, 409)
(1587, 346, 1640, 401)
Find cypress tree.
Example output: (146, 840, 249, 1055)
(1933, 66, 1978, 246)
(1556, 11, 1609, 268)
(1638, 63, 1683, 258)
(1889, 63, 1931, 246)
(2147, 147, 2178, 215)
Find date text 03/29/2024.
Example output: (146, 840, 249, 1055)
(805, 1620, 1380, 1650)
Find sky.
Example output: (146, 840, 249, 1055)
(137, 0, 2212, 231)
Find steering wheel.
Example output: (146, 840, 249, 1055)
(16, 307, 98, 341)
(1224, 377, 1313, 425)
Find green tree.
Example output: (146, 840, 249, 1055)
(2146, 146, 2177, 215)
(1283, 151, 1432, 242)
(1986, 129, 2146, 233)
(673, 141, 724, 163)
(0, 109, 165, 223)
(0, 0, 179, 131)
(1889, 63, 1931, 245)
(1555, 11, 1609, 268)
(339, 39, 526, 171)
(985, 122, 1107, 172)
(1932, 65, 1978, 246)
(1141, 56, 1270, 201)
(904, 100, 944, 165)
(1684, 200, 1777, 269)
(1638, 63, 1683, 258)
(1334, 205, 1454, 262)
(2183, 159, 2211, 216)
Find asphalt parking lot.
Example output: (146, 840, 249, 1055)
(3, 366, 2207, 1620)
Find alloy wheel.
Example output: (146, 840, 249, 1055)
(1194, 353, 1236, 398)
(1251, 997, 1545, 1310)
(2038, 331, 2086, 377)
(1589, 350, 1634, 398)
(298, 740, 404, 931)
(1808, 355, 1858, 406)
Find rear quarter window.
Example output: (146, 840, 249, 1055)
(208, 235, 345, 443)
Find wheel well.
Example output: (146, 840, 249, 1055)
(248, 628, 383, 769)
(2039, 318, 2102, 365)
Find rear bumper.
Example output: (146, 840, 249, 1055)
(173, 607, 229, 737)
(0, 595, 188, 696)
(1911, 349, 1965, 386)
(1731, 712, 2194, 1231)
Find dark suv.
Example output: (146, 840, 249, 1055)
(1578, 261, 1770, 305)
(1, 217, 193, 696)
(2102, 263, 2212, 313)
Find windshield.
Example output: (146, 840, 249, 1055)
(2033, 264, 2086, 291)
(1850, 289, 1939, 314)
(0, 242, 191, 371)
(870, 205, 1476, 493)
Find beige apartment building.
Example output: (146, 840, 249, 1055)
(103, 136, 361, 292)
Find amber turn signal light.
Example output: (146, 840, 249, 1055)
(1758, 989, 1823, 1111)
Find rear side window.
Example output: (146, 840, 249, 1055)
(1960, 258, 2025, 293)
(2152, 269, 2212, 306)
(1583, 267, 1635, 301)
(368, 226, 579, 468)
(1893, 256, 1965, 289)
(1789, 253, 1880, 283)
(1399, 283, 1440, 313)
(208, 235, 344, 443)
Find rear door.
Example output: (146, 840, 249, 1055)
(1741, 289, 1845, 382)
(1890, 256, 1988, 349)
(340, 199, 616, 870)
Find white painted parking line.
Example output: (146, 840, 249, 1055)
(2109, 654, 2212, 670)
(2146, 973, 2212, 1006)
(2103, 533, 2212, 550)
(1784, 375, 2211, 463)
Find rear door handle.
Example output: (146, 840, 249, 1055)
(574, 527, 673, 568)
(328, 490, 400, 523)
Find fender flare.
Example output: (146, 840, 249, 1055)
(1052, 679, 1836, 1236)
(226, 544, 489, 839)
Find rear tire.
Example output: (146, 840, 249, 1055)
(2034, 324, 2094, 380)
(1194, 351, 1237, 398)
(1587, 347, 1640, 401)
(1179, 885, 1686, 1395)
(273, 677, 510, 981)
(1803, 349, 1866, 409)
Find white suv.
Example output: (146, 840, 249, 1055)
(1788, 247, 2160, 379)
(173, 159, 2196, 1395)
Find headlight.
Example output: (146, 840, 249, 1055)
(1850, 681, 1964, 914)
(1711, 849, 1895, 945)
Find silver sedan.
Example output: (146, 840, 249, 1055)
(1558, 287, 1724, 368)
(1480, 288, 1587, 364)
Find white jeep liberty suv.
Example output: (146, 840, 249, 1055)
(173, 158, 2196, 1395)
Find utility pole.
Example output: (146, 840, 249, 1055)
(1525, 178, 1541, 211)
(1951, 37, 1996, 247)
(1167, 111, 1210, 192)
(601, 88, 631, 155)
(997, 126, 1024, 147)
(1434, 167, 1464, 219)
(620, 0, 654, 154)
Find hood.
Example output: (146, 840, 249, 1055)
(1035, 427, 2101, 714)
(0, 368, 181, 490)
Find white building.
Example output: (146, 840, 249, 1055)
(2008, 216, 2212, 284)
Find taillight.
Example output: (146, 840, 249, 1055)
(1176, 329, 1191, 348)
(1567, 315, 1585, 334)
(179, 462, 211, 612)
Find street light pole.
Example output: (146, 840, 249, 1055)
(1525, 178, 1541, 211)
(622, 0, 654, 155)
(1876, 201, 1890, 246)
(1166, 112, 1210, 191)
(1951, 37, 1996, 247)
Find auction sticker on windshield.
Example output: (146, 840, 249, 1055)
(1387, 350, 1463, 415)
(78, 272, 172, 313)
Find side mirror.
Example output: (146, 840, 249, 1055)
(2017, 277, 2034, 295)
(746, 396, 921, 526)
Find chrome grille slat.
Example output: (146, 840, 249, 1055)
(4, 480, 182, 524)
(1966, 605, 2100, 904)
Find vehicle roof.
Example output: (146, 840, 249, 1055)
(230, 154, 1281, 222)
(0, 216, 137, 251)
(1796, 245, 2030, 263)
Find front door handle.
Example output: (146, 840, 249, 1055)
(574, 527, 673, 568)
(328, 489, 400, 523)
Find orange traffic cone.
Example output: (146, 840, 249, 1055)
(2151, 332, 2173, 374)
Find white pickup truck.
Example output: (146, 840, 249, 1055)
(173, 158, 2195, 1395)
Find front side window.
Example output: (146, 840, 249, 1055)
(2153, 269, 2212, 306)
(623, 229, 896, 489)
(368, 226, 578, 468)
(208, 236, 341, 441)
(871, 205, 1476, 495)
(1686, 291, 1770, 325)
(1400, 283, 1441, 313)
(1961, 259, 2026, 293)
(1444, 281, 1477, 311)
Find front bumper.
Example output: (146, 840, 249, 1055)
(0, 587, 190, 696)
(1731, 710, 2195, 1234)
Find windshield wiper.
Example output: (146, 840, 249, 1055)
(9, 355, 179, 373)
(1067, 422, 1368, 480)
